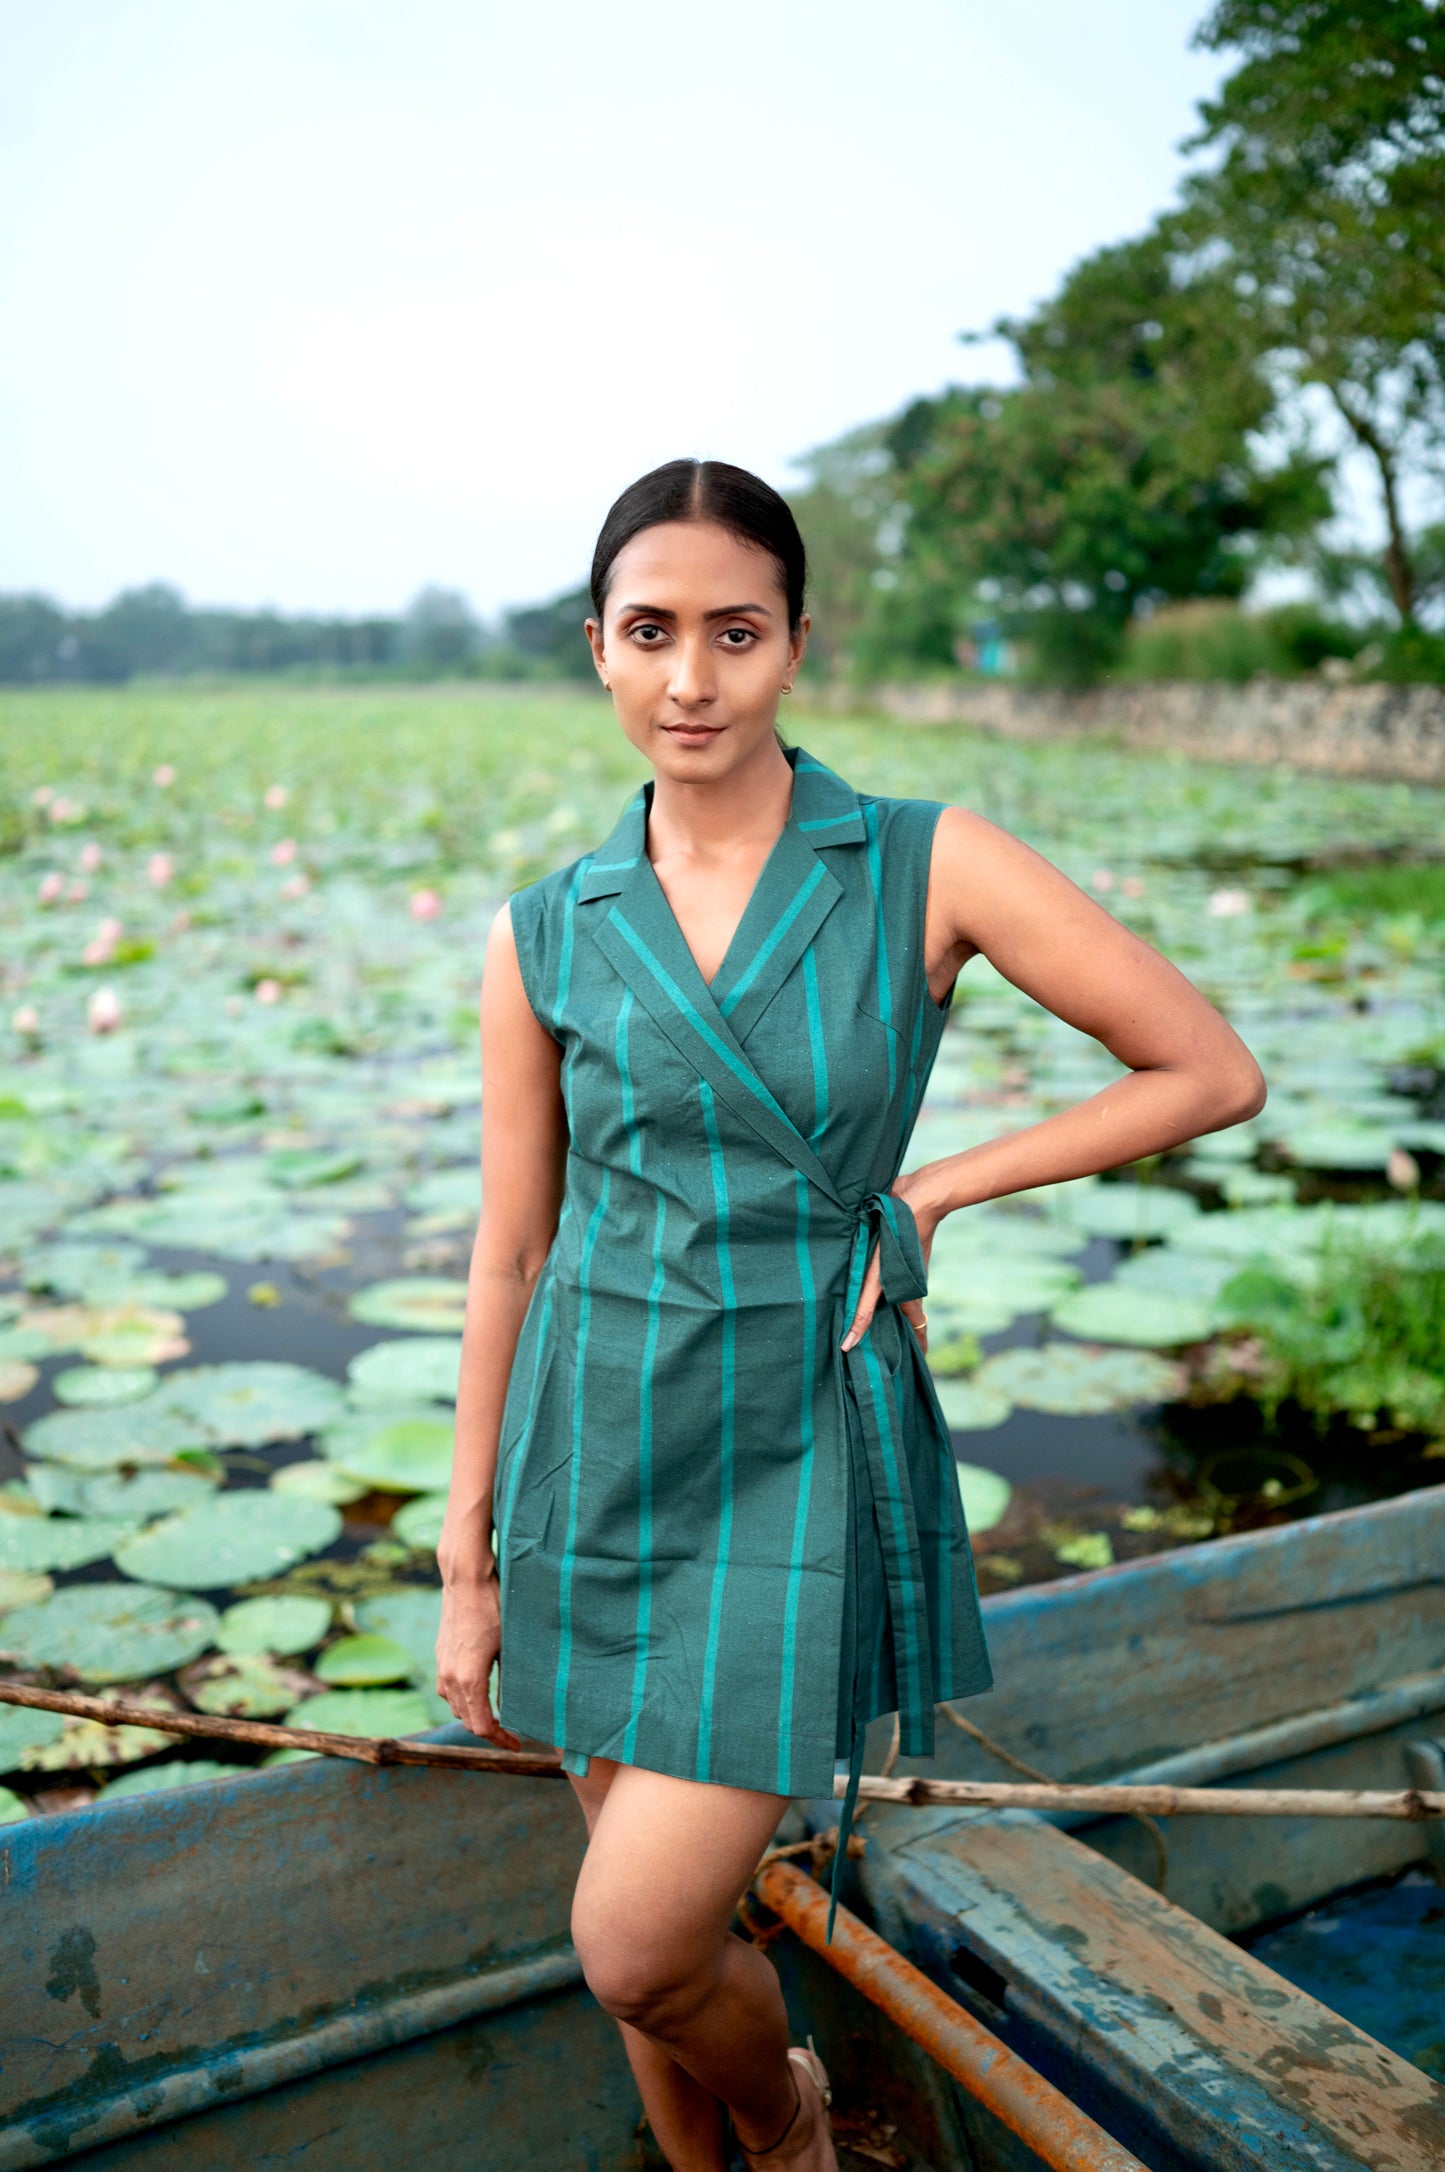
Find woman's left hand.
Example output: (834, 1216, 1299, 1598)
(840, 1174, 942, 1355)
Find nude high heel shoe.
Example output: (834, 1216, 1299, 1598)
(736, 2040, 834, 2166)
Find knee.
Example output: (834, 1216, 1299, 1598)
(571, 1895, 708, 2034)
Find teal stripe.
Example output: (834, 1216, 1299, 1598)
(611, 911, 794, 1129)
(497, 1276, 554, 1561)
(797, 814, 856, 832)
(623, 1187, 667, 1762)
(615, 987, 641, 1176)
(696, 1079, 735, 1782)
(589, 858, 638, 872)
(777, 1169, 816, 1790)
(857, 1337, 926, 1725)
(554, 1170, 610, 1749)
(801, 949, 828, 1143)
(863, 803, 896, 1097)
(719, 861, 827, 1017)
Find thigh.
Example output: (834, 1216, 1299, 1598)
(575, 1764, 786, 1963)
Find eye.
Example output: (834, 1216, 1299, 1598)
(629, 622, 667, 645)
(720, 626, 757, 647)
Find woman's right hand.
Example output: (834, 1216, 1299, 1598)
(435, 1573, 522, 1749)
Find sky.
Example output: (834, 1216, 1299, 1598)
(0, 0, 1228, 620)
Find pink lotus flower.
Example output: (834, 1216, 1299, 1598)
(171, 909, 192, 934)
(67, 878, 89, 903)
(152, 764, 176, 788)
(82, 918, 123, 967)
(32, 786, 53, 807)
(1387, 1148, 1420, 1193)
(78, 841, 104, 872)
(1090, 868, 1115, 892)
(280, 873, 311, 900)
(254, 977, 282, 1004)
(409, 888, 443, 921)
(147, 852, 174, 887)
(12, 1005, 40, 1036)
(264, 784, 289, 810)
(37, 871, 64, 905)
(87, 986, 122, 1033)
(49, 796, 76, 824)
(1121, 875, 1145, 898)
(270, 838, 298, 867)
(1207, 888, 1251, 918)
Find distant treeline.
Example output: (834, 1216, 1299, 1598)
(0, 581, 598, 687)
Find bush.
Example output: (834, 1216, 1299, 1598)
(1117, 600, 1369, 683)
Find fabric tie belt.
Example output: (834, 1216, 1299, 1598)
(828, 1188, 938, 1935)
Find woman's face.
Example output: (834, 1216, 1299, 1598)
(586, 520, 807, 782)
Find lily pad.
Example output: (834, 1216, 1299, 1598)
(0, 1702, 65, 1767)
(0, 1514, 141, 1575)
(266, 1146, 364, 1189)
(1051, 1184, 1201, 1242)
(216, 1593, 332, 1657)
(0, 1359, 38, 1402)
(270, 1460, 370, 1505)
(0, 1786, 29, 1822)
(348, 1278, 469, 1333)
(22, 1400, 206, 1470)
(354, 1587, 443, 1676)
(4, 1582, 219, 1681)
(0, 1326, 52, 1363)
(148, 1361, 347, 1446)
(20, 1239, 149, 1296)
(955, 1462, 1013, 1534)
(0, 1567, 53, 1614)
(391, 1492, 448, 1550)
(347, 1338, 462, 1405)
(1049, 1284, 1214, 1348)
(51, 1364, 159, 1406)
(114, 1491, 342, 1589)
(96, 1759, 250, 1800)
(22, 1710, 181, 1771)
(81, 1271, 229, 1312)
(1043, 1526, 1116, 1571)
(974, 1343, 1186, 1415)
(181, 1652, 318, 1717)
(285, 1686, 443, 1738)
(334, 1416, 453, 1494)
(314, 1633, 414, 1687)
(74, 1466, 217, 1519)
(931, 1377, 1014, 1433)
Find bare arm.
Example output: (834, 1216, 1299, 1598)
(843, 807, 1267, 1349)
(435, 900, 567, 1741)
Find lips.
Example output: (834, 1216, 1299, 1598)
(663, 723, 723, 740)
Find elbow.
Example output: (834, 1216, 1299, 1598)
(1216, 1054, 1267, 1129)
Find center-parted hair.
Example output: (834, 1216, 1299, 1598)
(590, 459, 808, 633)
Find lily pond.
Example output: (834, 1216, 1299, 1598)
(1, 683, 1443, 1823)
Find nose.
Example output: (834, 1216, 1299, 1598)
(665, 632, 717, 710)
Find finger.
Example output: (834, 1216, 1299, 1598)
(841, 1248, 883, 1351)
(901, 1298, 928, 1353)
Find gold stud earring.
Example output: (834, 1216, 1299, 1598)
(780, 683, 792, 696)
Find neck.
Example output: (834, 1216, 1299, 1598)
(647, 736, 795, 863)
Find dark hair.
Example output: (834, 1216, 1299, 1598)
(590, 459, 807, 632)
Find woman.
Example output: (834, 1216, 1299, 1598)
(437, 458, 1265, 2171)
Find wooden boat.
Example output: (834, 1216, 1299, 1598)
(3, 1482, 1444, 2170)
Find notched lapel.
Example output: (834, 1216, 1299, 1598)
(711, 821, 843, 1045)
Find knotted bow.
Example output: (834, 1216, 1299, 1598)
(828, 1187, 935, 1937)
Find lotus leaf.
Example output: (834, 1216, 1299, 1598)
(348, 1278, 469, 1333)
(391, 1492, 448, 1550)
(1043, 1526, 1116, 1571)
(22, 1713, 181, 1771)
(974, 1344, 1185, 1415)
(19, 1300, 189, 1361)
(22, 1400, 205, 1469)
(1276, 1121, 1399, 1170)
(114, 1491, 342, 1588)
(3, 1583, 219, 1681)
(20, 1239, 148, 1296)
(404, 1166, 481, 1219)
(1049, 1284, 1214, 1348)
(79, 1270, 229, 1312)
(82, 1325, 190, 1367)
(1112, 1247, 1245, 1301)
(334, 1416, 453, 1494)
(148, 1361, 347, 1446)
(181, 1652, 318, 1717)
(97, 1759, 250, 1801)
(285, 1686, 442, 1738)
(347, 1337, 462, 1405)
(76, 1466, 217, 1518)
(270, 1460, 369, 1505)
(216, 1592, 332, 1657)
(1050, 1184, 1201, 1241)
(315, 1633, 413, 1686)
(0, 1514, 141, 1574)
(266, 1146, 363, 1189)
(0, 1359, 38, 1402)
(354, 1587, 443, 1676)
(0, 1702, 64, 1766)
(955, 1463, 1013, 1533)
(0, 1326, 51, 1362)
(0, 1786, 29, 1823)
(0, 1567, 53, 1614)
(931, 1378, 1013, 1433)
(52, 1364, 159, 1406)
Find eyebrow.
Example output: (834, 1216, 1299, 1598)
(614, 601, 775, 621)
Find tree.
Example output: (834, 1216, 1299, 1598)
(889, 228, 1328, 680)
(399, 586, 481, 675)
(1185, 1, 1445, 623)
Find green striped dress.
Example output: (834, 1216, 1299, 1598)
(496, 744, 992, 1882)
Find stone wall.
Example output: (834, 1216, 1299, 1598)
(833, 676, 1445, 787)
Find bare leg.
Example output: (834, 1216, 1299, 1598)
(566, 1759, 836, 2171)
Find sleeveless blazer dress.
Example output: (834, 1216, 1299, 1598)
(496, 744, 993, 1902)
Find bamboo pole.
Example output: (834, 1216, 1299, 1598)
(3, 1682, 1442, 1819)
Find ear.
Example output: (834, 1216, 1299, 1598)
(584, 616, 610, 690)
(787, 612, 810, 677)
